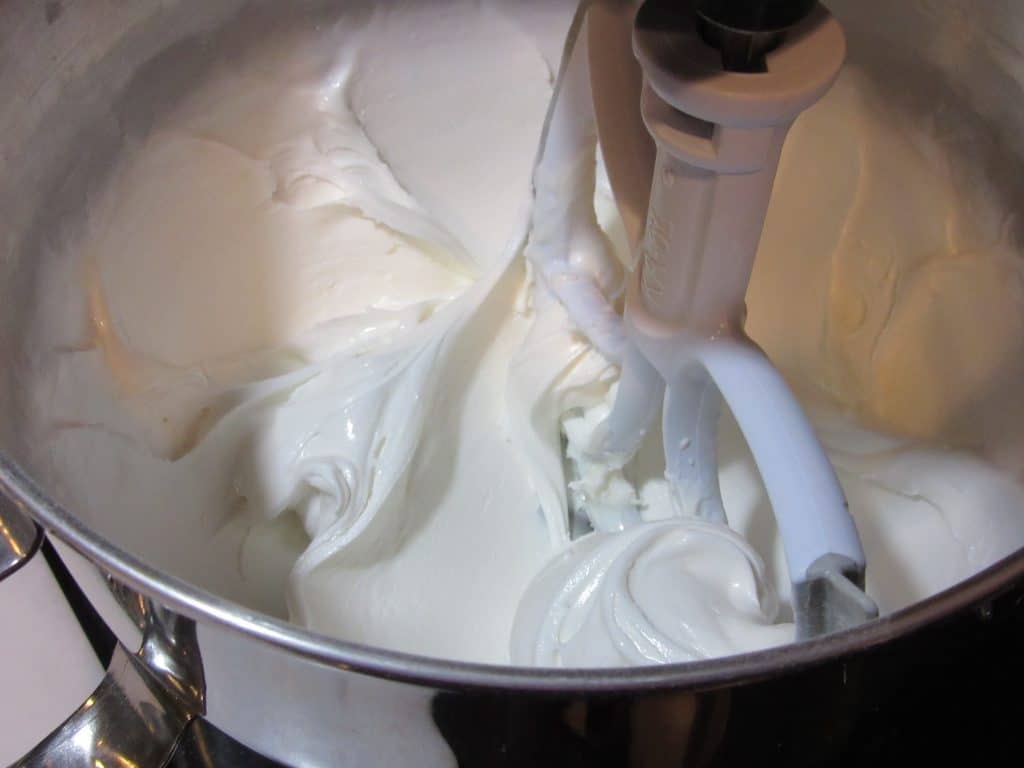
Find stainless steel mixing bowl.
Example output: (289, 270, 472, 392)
(2, 1, 1023, 765)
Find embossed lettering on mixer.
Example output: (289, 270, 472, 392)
(642, 209, 670, 301)
(24, 0, 1024, 667)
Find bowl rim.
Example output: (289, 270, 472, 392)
(3, 452, 1022, 693)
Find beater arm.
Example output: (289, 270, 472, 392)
(609, 0, 876, 637)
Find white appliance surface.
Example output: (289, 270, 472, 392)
(0, 551, 105, 765)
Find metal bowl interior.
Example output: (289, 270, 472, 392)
(3, 0, 1024, 694)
